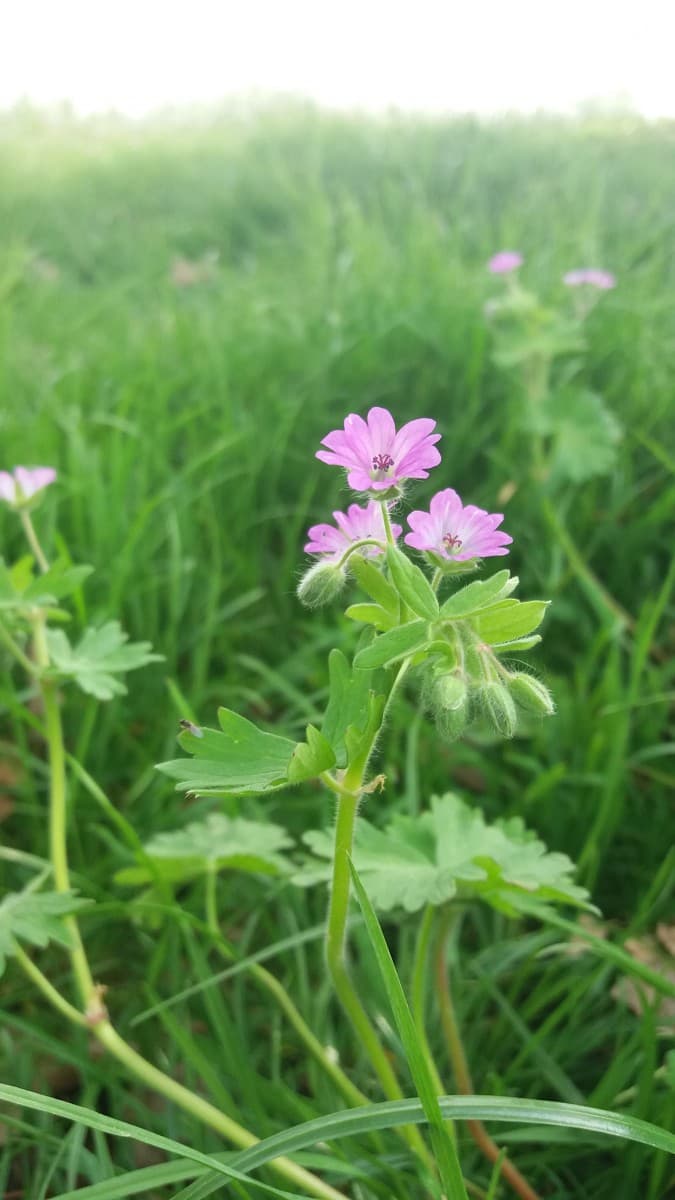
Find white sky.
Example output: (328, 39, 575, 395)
(2, 0, 674, 119)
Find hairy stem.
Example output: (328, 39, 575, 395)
(435, 913, 541, 1200)
(20, 509, 50, 573)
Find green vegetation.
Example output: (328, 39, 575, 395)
(0, 105, 673, 1199)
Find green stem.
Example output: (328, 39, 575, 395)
(205, 871, 369, 1110)
(13, 942, 89, 1028)
(20, 509, 50, 573)
(379, 502, 396, 548)
(326, 789, 431, 1166)
(0, 619, 38, 676)
(336, 537, 386, 569)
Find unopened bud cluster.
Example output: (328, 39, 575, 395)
(423, 631, 554, 742)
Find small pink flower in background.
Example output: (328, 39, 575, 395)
(0, 466, 57, 506)
(316, 406, 441, 494)
(305, 501, 402, 563)
(488, 250, 523, 275)
(563, 268, 616, 290)
(405, 488, 512, 561)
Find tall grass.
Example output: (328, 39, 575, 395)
(0, 104, 673, 1198)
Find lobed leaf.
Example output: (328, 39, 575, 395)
(46, 622, 162, 700)
(114, 814, 293, 887)
(0, 888, 90, 976)
(157, 709, 296, 797)
(296, 794, 591, 917)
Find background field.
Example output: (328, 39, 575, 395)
(1, 105, 674, 1198)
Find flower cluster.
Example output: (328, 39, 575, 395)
(304, 406, 510, 579)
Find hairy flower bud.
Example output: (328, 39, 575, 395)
(424, 670, 469, 741)
(296, 561, 346, 609)
(508, 672, 555, 716)
(481, 681, 517, 739)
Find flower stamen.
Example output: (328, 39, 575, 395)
(443, 532, 463, 553)
(371, 453, 395, 473)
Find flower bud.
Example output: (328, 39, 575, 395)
(424, 671, 469, 741)
(481, 681, 517, 739)
(296, 561, 346, 608)
(508, 672, 555, 716)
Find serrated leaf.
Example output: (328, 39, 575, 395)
(295, 794, 591, 917)
(545, 390, 622, 483)
(440, 570, 518, 618)
(321, 648, 376, 768)
(23, 561, 94, 603)
(386, 546, 439, 620)
(353, 620, 430, 670)
(287, 724, 336, 784)
(46, 622, 162, 700)
(0, 889, 90, 976)
(114, 814, 293, 887)
(345, 602, 397, 631)
(350, 555, 400, 616)
(157, 708, 296, 797)
(472, 600, 549, 645)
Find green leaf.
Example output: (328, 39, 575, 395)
(440, 570, 517, 618)
(296, 795, 591, 917)
(472, 600, 549, 645)
(46, 622, 162, 700)
(350, 554, 400, 616)
(320, 649, 376, 768)
(23, 561, 94, 603)
(0, 1083, 304, 1200)
(344, 602, 397, 631)
(4, 1085, 673, 1200)
(114, 814, 293, 887)
(349, 862, 468, 1200)
(353, 620, 430, 670)
(491, 635, 542, 654)
(544, 390, 622, 483)
(287, 724, 336, 784)
(156, 708, 296, 797)
(386, 546, 439, 620)
(0, 889, 90, 976)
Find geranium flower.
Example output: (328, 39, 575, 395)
(305, 500, 402, 563)
(405, 488, 512, 561)
(563, 268, 616, 290)
(316, 406, 441, 494)
(488, 250, 523, 274)
(0, 466, 56, 506)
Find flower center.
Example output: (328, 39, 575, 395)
(442, 532, 463, 554)
(371, 453, 395, 473)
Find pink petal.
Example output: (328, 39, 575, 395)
(0, 471, 17, 502)
(366, 407, 396, 454)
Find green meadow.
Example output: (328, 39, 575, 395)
(0, 105, 674, 1199)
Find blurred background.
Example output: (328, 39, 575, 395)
(1, 5, 674, 1198)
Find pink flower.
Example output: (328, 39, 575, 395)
(316, 406, 441, 494)
(405, 488, 512, 561)
(488, 250, 523, 275)
(563, 268, 616, 290)
(0, 466, 57, 506)
(305, 500, 402, 563)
